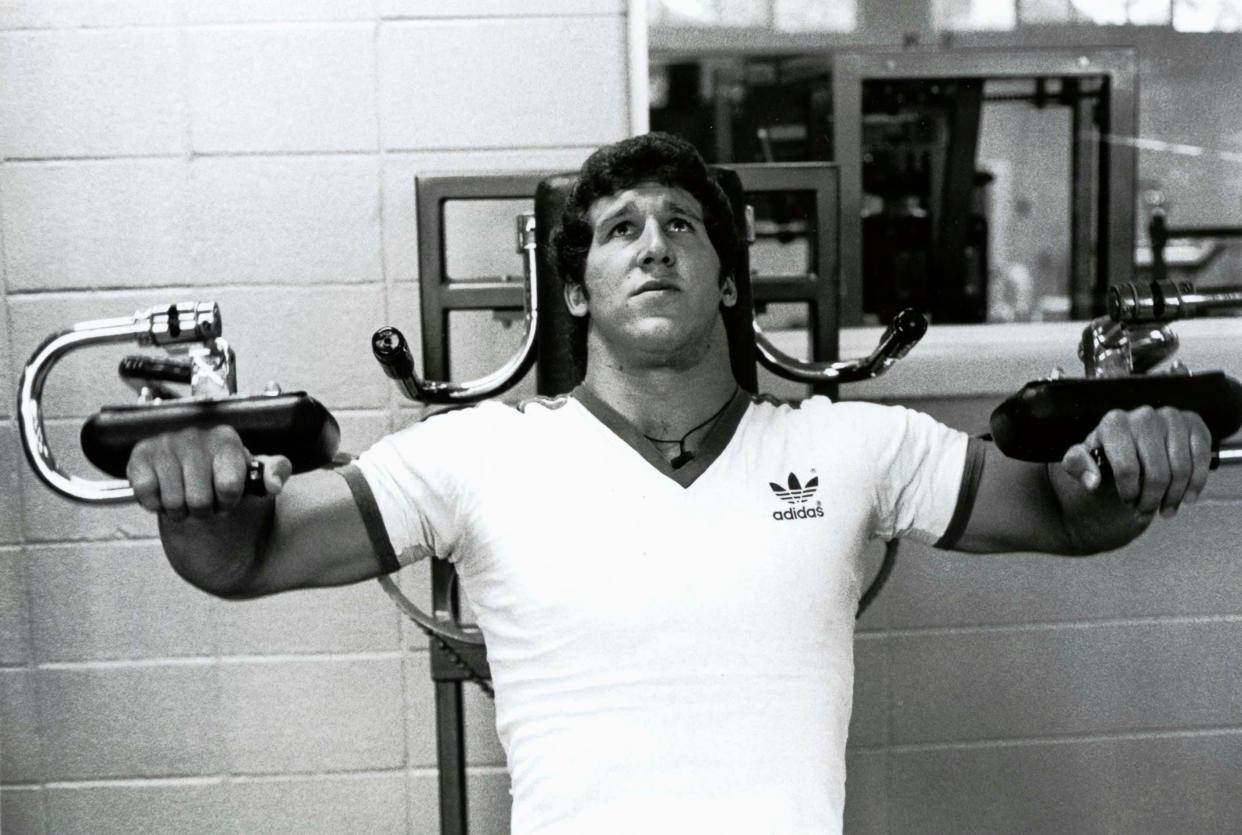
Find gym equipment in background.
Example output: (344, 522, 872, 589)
(19, 301, 339, 505)
(991, 280, 1242, 466)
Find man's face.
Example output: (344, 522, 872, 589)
(567, 182, 736, 363)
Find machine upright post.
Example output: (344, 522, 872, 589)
(435, 682, 468, 835)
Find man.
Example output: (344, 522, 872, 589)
(129, 133, 1212, 833)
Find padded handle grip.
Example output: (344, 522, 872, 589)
(81, 392, 340, 479)
(990, 372, 1242, 462)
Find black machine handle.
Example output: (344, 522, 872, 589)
(80, 392, 341, 494)
(119, 354, 194, 385)
(992, 279, 1242, 468)
(990, 372, 1242, 465)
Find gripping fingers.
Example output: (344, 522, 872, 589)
(1186, 416, 1212, 504)
(1095, 410, 1143, 508)
(178, 431, 218, 519)
(206, 426, 250, 509)
(1157, 407, 1194, 516)
(151, 435, 189, 521)
(126, 450, 164, 514)
(1128, 407, 1172, 516)
(127, 426, 257, 519)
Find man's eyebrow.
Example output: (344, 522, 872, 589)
(666, 200, 704, 221)
(593, 196, 704, 231)
(595, 200, 638, 229)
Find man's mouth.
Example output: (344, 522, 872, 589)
(634, 279, 679, 296)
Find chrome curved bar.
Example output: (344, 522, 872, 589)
(18, 302, 222, 504)
(1078, 317, 1182, 378)
(1109, 280, 1242, 323)
(374, 212, 539, 404)
(1220, 446, 1242, 466)
(755, 308, 928, 385)
(377, 574, 486, 646)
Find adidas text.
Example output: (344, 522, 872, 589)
(772, 506, 826, 521)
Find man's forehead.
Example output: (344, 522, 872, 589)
(586, 182, 704, 225)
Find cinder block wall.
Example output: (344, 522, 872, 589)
(846, 391, 1242, 833)
(758, 317, 1242, 831)
(1, 3, 631, 833)
(5, 4, 1242, 835)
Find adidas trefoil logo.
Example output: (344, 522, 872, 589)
(769, 472, 818, 505)
(769, 472, 825, 521)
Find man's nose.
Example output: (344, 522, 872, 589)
(638, 221, 675, 267)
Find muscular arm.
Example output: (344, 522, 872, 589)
(131, 426, 387, 599)
(157, 468, 384, 598)
(950, 406, 1213, 556)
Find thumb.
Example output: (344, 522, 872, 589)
(255, 455, 293, 495)
(1061, 434, 1101, 491)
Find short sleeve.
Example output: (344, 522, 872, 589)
(345, 409, 474, 569)
(858, 404, 975, 546)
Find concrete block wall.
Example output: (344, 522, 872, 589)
(5, 4, 1242, 834)
(1, 2, 632, 833)
(844, 389, 1242, 833)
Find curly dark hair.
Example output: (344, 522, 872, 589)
(553, 132, 738, 291)
(549, 133, 740, 375)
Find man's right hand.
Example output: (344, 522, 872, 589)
(128, 426, 382, 599)
(127, 425, 292, 520)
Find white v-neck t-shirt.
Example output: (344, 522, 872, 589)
(347, 388, 982, 834)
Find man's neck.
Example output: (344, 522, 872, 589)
(580, 330, 738, 441)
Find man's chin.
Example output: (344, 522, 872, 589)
(591, 315, 719, 366)
(629, 319, 686, 346)
(624, 322, 709, 365)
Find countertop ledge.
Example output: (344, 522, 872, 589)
(783, 318, 1242, 400)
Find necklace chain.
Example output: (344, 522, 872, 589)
(642, 387, 737, 468)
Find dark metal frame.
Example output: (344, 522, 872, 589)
(415, 174, 547, 369)
(414, 173, 544, 835)
(831, 47, 1139, 325)
(731, 162, 840, 395)
(412, 162, 839, 834)
(1148, 213, 1242, 283)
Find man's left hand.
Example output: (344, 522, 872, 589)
(1060, 406, 1213, 518)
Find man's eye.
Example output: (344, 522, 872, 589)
(669, 217, 694, 232)
(608, 221, 634, 238)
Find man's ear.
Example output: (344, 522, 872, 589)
(719, 275, 738, 308)
(565, 282, 589, 317)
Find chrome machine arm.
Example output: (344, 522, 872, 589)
(377, 574, 487, 651)
(373, 212, 539, 404)
(754, 307, 928, 384)
(1108, 279, 1242, 323)
(369, 214, 543, 650)
(18, 302, 227, 503)
(742, 199, 929, 384)
(19, 301, 339, 505)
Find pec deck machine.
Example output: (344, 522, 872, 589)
(362, 163, 931, 833)
(18, 159, 1242, 834)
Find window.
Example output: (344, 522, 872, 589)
(931, 0, 1242, 30)
(1173, 0, 1242, 31)
(932, 0, 1018, 30)
(773, 0, 857, 31)
(647, 0, 766, 27)
(648, 0, 858, 32)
